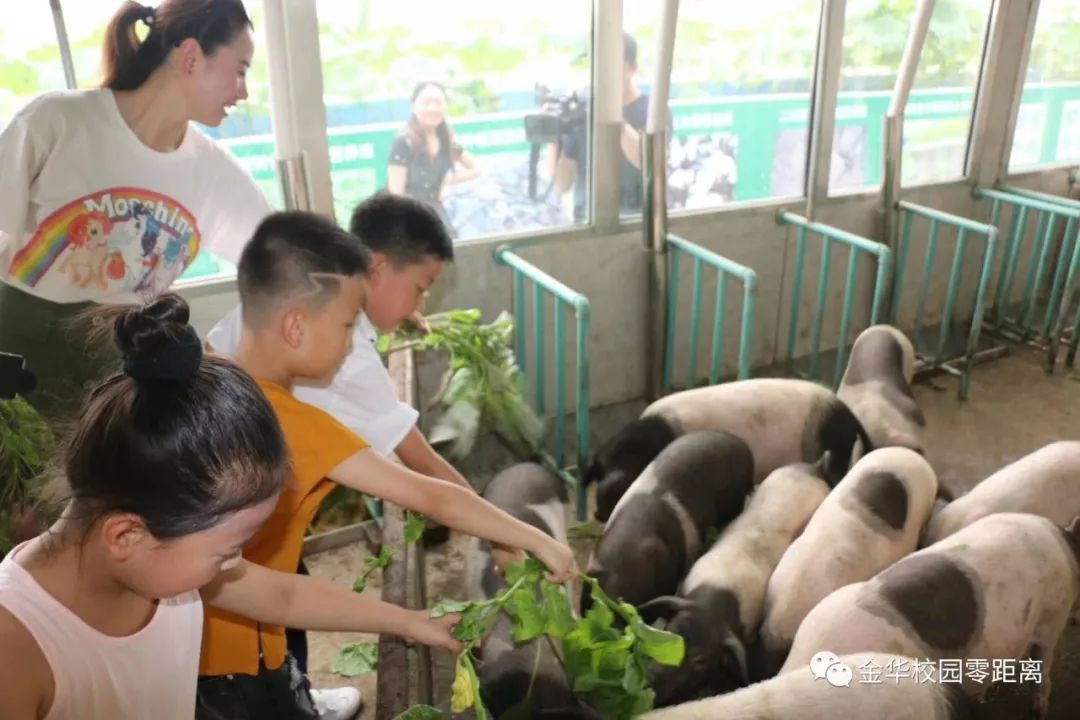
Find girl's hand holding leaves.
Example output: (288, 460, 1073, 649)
(407, 610, 464, 654)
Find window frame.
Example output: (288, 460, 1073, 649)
(30, 0, 1023, 297)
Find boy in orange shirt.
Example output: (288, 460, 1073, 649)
(197, 208, 577, 719)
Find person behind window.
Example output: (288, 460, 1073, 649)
(387, 81, 480, 237)
(550, 32, 669, 221)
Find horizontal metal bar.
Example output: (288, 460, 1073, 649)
(778, 211, 891, 258)
(897, 200, 996, 237)
(666, 234, 758, 285)
(975, 188, 1080, 219)
(913, 344, 1009, 380)
(999, 185, 1080, 211)
(494, 245, 590, 313)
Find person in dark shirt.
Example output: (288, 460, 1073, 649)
(388, 81, 480, 235)
(551, 32, 664, 221)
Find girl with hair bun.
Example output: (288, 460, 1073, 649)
(0, 0, 275, 421)
(0, 294, 461, 720)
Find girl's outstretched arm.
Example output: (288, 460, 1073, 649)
(201, 560, 461, 653)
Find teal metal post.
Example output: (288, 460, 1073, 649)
(494, 245, 592, 520)
(976, 188, 1080, 372)
(662, 234, 758, 390)
(786, 227, 809, 373)
(777, 212, 892, 387)
(896, 201, 998, 399)
(912, 219, 940, 350)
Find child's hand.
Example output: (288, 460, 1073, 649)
(491, 543, 526, 574)
(534, 537, 578, 584)
(406, 611, 463, 653)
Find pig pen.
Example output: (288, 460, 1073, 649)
(302, 342, 1080, 719)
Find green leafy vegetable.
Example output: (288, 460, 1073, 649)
(423, 558, 685, 720)
(540, 581, 577, 638)
(557, 576, 685, 718)
(349, 512, 427, 595)
(404, 512, 428, 544)
(382, 310, 544, 461)
(451, 603, 499, 643)
(505, 585, 546, 643)
(392, 705, 442, 720)
(330, 641, 378, 677)
(430, 598, 473, 618)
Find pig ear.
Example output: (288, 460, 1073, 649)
(637, 595, 687, 625)
(582, 457, 604, 487)
(1067, 516, 1080, 538)
(722, 633, 750, 687)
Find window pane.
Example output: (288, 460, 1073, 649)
(0, 3, 68, 125)
(20, 1, 282, 283)
(658, 0, 819, 211)
(833, 0, 990, 192)
(620, 1, 669, 218)
(315, 0, 592, 241)
(1010, 0, 1080, 171)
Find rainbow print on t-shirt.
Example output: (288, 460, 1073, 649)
(8, 187, 201, 293)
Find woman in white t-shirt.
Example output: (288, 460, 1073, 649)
(0, 0, 272, 421)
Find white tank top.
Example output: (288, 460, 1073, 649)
(0, 544, 203, 720)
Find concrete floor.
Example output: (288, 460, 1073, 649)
(305, 342, 1080, 718)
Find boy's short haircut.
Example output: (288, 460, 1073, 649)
(238, 211, 371, 328)
(348, 192, 454, 268)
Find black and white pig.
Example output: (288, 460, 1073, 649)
(924, 440, 1080, 546)
(639, 652, 972, 720)
(781, 513, 1080, 718)
(639, 460, 833, 706)
(583, 378, 871, 521)
(760, 447, 938, 674)
(465, 462, 582, 717)
(583, 431, 755, 613)
(837, 324, 926, 456)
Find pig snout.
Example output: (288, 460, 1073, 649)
(640, 593, 749, 707)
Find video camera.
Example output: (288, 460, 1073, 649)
(523, 84, 589, 145)
(523, 84, 590, 201)
(0, 352, 36, 400)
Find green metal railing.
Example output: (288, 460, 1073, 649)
(493, 245, 592, 521)
(975, 188, 1080, 373)
(997, 186, 1080, 372)
(892, 202, 998, 400)
(778, 212, 893, 388)
(662, 234, 757, 392)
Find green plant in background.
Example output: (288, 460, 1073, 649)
(0, 396, 54, 554)
(423, 557, 685, 720)
(380, 309, 544, 462)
